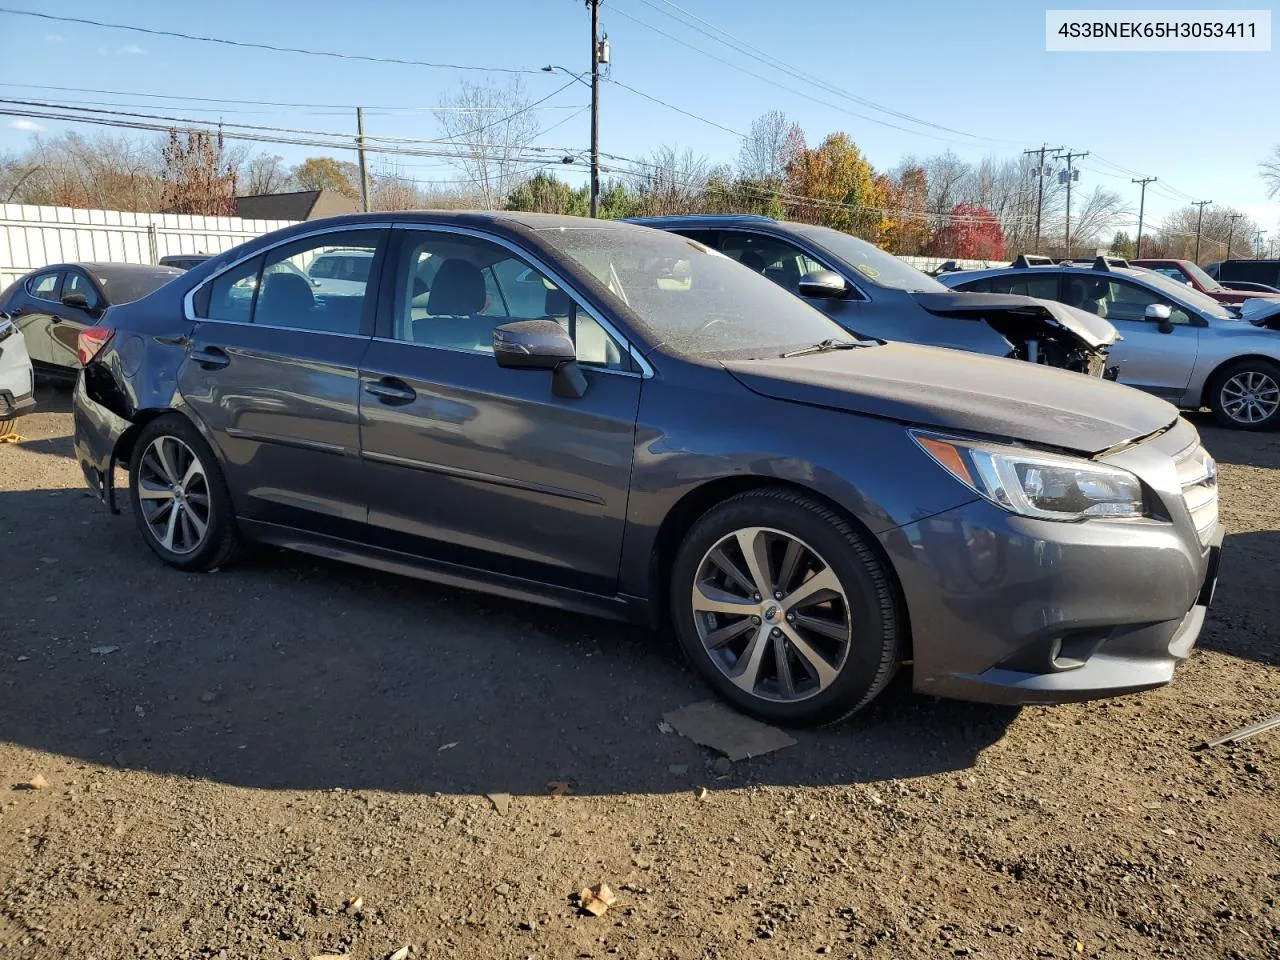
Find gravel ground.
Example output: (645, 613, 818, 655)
(0, 384, 1277, 960)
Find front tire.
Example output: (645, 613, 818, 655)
(670, 489, 901, 726)
(0, 416, 14, 438)
(128, 414, 241, 571)
(1209, 359, 1280, 430)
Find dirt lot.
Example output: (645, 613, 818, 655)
(0, 384, 1277, 960)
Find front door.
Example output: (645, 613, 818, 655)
(11, 269, 64, 368)
(178, 227, 387, 537)
(358, 227, 642, 595)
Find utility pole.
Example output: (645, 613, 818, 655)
(1191, 200, 1212, 265)
(1226, 213, 1243, 260)
(1054, 149, 1088, 257)
(1131, 177, 1156, 259)
(356, 107, 371, 213)
(1023, 143, 1063, 252)
(588, 0, 601, 218)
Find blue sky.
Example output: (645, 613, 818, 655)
(1, 0, 1276, 233)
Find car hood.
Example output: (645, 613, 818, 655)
(724, 341, 1178, 456)
(1239, 297, 1280, 326)
(911, 291, 1117, 349)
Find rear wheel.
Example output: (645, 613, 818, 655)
(0, 416, 14, 438)
(670, 489, 901, 726)
(1209, 359, 1280, 430)
(128, 415, 241, 571)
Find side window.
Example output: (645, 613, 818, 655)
(392, 231, 626, 369)
(28, 272, 61, 302)
(1151, 266, 1189, 284)
(202, 255, 263, 324)
(257, 231, 380, 334)
(1065, 275, 1191, 325)
(63, 272, 102, 310)
(956, 277, 991, 293)
(716, 233, 832, 296)
(986, 274, 1060, 300)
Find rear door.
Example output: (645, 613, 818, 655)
(180, 227, 388, 538)
(357, 225, 642, 594)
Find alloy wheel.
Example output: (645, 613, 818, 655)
(136, 435, 212, 555)
(691, 526, 851, 703)
(1220, 371, 1280, 425)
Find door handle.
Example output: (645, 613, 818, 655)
(364, 378, 416, 405)
(191, 345, 231, 369)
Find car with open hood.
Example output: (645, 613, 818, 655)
(942, 255, 1280, 430)
(626, 215, 1118, 378)
(72, 212, 1220, 724)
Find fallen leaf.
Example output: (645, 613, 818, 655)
(694, 785, 709, 801)
(343, 895, 363, 913)
(90, 645, 119, 655)
(657, 721, 674, 734)
(486, 792, 511, 816)
(27, 774, 48, 790)
(547, 780, 572, 797)
(577, 882, 618, 917)
(0, 433, 25, 443)
(1075, 942, 1084, 953)
(387, 948, 411, 960)
(438, 741, 458, 752)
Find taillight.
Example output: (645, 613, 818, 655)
(77, 326, 114, 367)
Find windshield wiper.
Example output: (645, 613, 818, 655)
(781, 338, 862, 358)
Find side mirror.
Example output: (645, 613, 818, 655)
(797, 269, 848, 300)
(61, 292, 92, 311)
(493, 319, 586, 399)
(1145, 303, 1174, 333)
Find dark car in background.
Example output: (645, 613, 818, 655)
(72, 212, 1220, 724)
(0, 262, 183, 378)
(1205, 259, 1280, 290)
(628, 214, 1118, 377)
(158, 254, 213, 271)
(1132, 258, 1280, 305)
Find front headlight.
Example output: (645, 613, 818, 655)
(911, 431, 1146, 521)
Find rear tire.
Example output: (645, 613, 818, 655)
(0, 416, 14, 438)
(1208, 359, 1280, 430)
(669, 488, 901, 727)
(128, 414, 241, 571)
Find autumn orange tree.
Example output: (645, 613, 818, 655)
(160, 129, 238, 216)
(783, 133, 884, 241)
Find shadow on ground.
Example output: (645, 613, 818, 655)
(1202, 529, 1280, 669)
(0, 487, 1017, 797)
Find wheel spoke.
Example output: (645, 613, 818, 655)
(774, 538, 804, 596)
(154, 437, 181, 485)
(137, 479, 174, 501)
(781, 566, 841, 611)
(707, 547, 756, 597)
(693, 581, 758, 617)
(780, 623, 840, 689)
(703, 616, 755, 650)
(792, 612, 849, 642)
(725, 625, 770, 694)
(184, 505, 208, 541)
(162, 502, 181, 551)
(180, 457, 203, 492)
(772, 633, 796, 699)
(734, 527, 773, 598)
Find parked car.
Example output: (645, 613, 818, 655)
(306, 248, 374, 297)
(1204, 259, 1280, 289)
(941, 255, 1280, 429)
(0, 311, 35, 434)
(0, 263, 183, 378)
(627, 215, 1118, 378)
(158, 254, 212, 271)
(1131, 258, 1280, 305)
(72, 212, 1222, 724)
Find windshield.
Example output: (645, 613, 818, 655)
(94, 268, 183, 304)
(1182, 261, 1223, 292)
(537, 225, 858, 359)
(1127, 268, 1233, 318)
(789, 223, 950, 293)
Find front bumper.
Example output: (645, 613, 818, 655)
(880, 420, 1221, 707)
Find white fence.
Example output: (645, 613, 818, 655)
(0, 204, 297, 289)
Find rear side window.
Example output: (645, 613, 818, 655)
(27, 272, 61, 301)
(955, 277, 991, 293)
(986, 274, 1061, 300)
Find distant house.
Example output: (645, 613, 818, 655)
(234, 189, 359, 221)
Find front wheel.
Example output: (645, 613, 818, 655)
(670, 489, 902, 726)
(128, 415, 241, 571)
(1209, 359, 1280, 430)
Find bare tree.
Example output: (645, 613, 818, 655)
(241, 154, 292, 195)
(1069, 186, 1128, 250)
(160, 129, 238, 216)
(1156, 204, 1259, 262)
(434, 78, 541, 210)
(738, 110, 804, 181)
(628, 145, 710, 216)
(1261, 144, 1280, 199)
(922, 150, 970, 219)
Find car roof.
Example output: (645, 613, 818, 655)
(625, 214, 780, 228)
(32, 262, 184, 279)
(944, 262, 1158, 284)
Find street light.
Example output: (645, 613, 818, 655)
(544, 63, 600, 217)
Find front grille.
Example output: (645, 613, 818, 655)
(1174, 440, 1219, 546)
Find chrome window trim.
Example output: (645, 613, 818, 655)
(700, 225, 873, 303)
(392, 222, 654, 379)
(367, 336, 645, 380)
(182, 221, 398, 323)
(192, 318, 373, 340)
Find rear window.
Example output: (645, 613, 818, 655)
(94, 268, 182, 304)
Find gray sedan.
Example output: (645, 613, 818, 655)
(943, 256, 1280, 430)
(73, 213, 1219, 724)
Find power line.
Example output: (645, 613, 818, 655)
(604, 78, 745, 137)
(0, 6, 549, 75)
(623, 0, 1026, 147)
